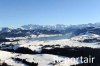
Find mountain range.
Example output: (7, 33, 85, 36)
(1, 23, 100, 38)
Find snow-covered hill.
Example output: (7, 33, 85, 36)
(0, 34, 100, 66)
(71, 34, 100, 43)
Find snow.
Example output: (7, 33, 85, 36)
(18, 38, 100, 51)
(0, 50, 79, 66)
(0, 51, 25, 66)
(71, 34, 100, 42)
(0, 34, 100, 66)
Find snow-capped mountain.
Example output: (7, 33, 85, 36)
(21, 23, 100, 35)
(0, 27, 12, 33)
(0, 23, 100, 39)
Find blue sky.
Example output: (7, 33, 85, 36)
(0, 0, 100, 27)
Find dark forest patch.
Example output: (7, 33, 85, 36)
(41, 47, 100, 66)
(12, 58, 38, 66)
(0, 62, 10, 66)
(15, 47, 38, 54)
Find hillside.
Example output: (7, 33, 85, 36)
(0, 23, 100, 66)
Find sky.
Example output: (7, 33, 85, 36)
(0, 0, 100, 28)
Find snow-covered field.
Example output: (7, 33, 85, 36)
(0, 34, 100, 66)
